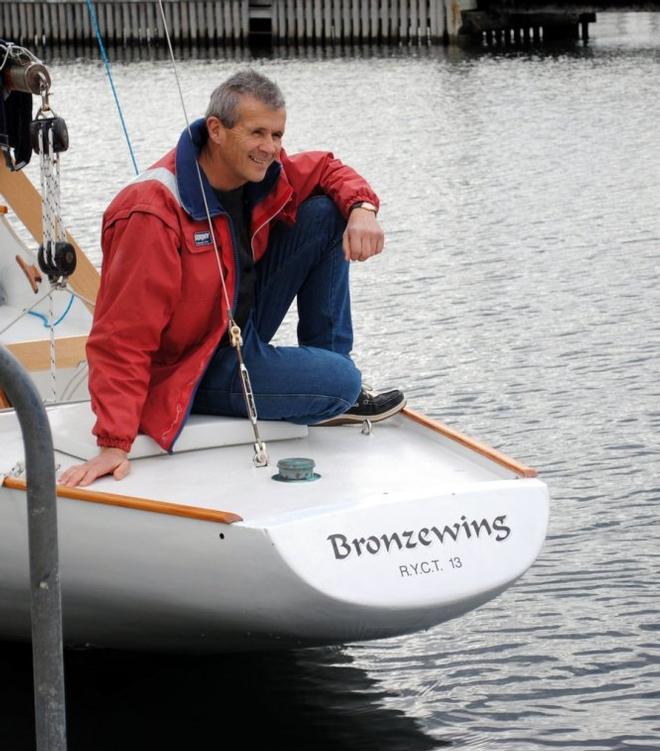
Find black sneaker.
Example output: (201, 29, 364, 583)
(316, 387, 406, 426)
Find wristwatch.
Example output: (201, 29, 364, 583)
(350, 201, 378, 215)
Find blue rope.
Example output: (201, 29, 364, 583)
(27, 293, 75, 328)
(84, 0, 139, 175)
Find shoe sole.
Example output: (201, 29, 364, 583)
(313, 398, 407, 427)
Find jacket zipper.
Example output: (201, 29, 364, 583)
(250, 189, 292, 260)
(171, 191, 292, 450)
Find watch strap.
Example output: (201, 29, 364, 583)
(350, 201, 378, 215)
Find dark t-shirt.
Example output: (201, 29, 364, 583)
(215, 186, 255, 340)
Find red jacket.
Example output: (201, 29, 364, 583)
(87, 119, 379, 452)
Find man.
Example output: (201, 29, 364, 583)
(60, 69, 404, 487)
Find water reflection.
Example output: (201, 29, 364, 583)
(1, 641, 443, 750)
(36, 36, 593, 67)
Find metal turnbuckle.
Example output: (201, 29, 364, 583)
(229, 322, 243, 348)
(253, 441, 269, 468)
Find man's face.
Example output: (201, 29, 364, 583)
(207, 95, 286, 188)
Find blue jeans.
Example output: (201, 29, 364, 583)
(192, 196, 361, 424)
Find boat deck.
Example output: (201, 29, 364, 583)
(0, 302, 90, 343)
(0, 403, 526, 527)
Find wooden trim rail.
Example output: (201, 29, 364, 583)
(402, 407, 538, 478)
(2, 476, 243, 524)
(0, 161, 100, 311)
(5, 335, 88, 372)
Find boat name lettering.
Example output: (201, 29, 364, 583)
(326, 514, 511, 561)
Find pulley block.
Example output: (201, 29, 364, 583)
(30, 116, 69, 154)
(38, 241, 76, 282)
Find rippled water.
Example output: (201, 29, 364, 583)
(3, 12, 660, 750)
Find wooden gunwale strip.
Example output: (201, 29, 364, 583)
(0, 161, 100, 311)
(5, 335, 88, 372)
(2, 476, 242, 524)
(402, 407, 537, 478)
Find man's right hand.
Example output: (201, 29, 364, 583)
(58, 447, 130, 487)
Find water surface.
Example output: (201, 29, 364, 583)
(3, 12, 660, 750)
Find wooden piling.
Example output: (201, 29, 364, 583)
(104, 4, 114, 44)
(216, 1, 225, 39)
(113, 2, 123, 44)
(409, 0, 418, 40)
(323, 0, 332, 41)
(23, 2, 33, 43)
(34, 3, 44, 44)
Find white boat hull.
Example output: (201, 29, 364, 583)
(0, 410, 549, 652)
(0, 128, 549, 653)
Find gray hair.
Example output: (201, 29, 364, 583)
(205, 69, 285, 128)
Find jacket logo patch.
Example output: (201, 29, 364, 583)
(193, 230, 212, 247)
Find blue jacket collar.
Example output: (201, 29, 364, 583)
(175, 118, 282, 220)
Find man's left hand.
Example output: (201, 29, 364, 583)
(343, 207, 385, 262)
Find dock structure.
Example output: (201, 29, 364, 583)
(0, 0, 466, 46)
(2, 0, 659, 47)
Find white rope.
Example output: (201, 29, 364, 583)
(47, 289, 56, 403)
(37, 119, 65, 402)
(0, 48, 87, 407)
(39, 119, 66, 250)
(0, 41, 41, 70)
(38, 127, 49, 246)
(155, 1, 232, 318)
(0, 43, 12, 72)
(32, 99, 72, 403)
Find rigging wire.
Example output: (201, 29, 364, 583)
(154, 2, 233, 317)
(83, 0, 139, 175)
(155, 0, 269, 467)
(59, 361, 89, 402)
